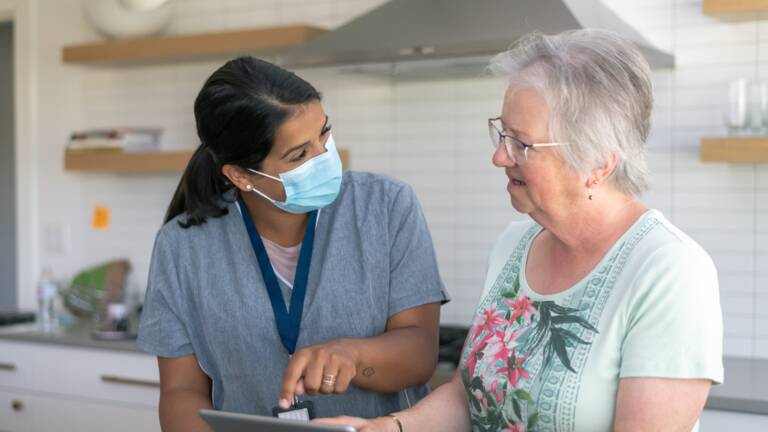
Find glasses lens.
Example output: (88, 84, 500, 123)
(488, 120, 500, 149)
(506, 137, 522, 164)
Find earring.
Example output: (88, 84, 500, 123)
(588, 180, 598, 200)
(245, 185, 253, 191)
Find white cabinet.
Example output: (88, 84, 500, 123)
(0, 388, 159, 432)
(0, 339, 161, 432)
(701, 409, 768, 432)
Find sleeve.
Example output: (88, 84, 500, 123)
(136, 229, 195, 358)
(386, 183, 450, 317)
(619, 243, 724, 384)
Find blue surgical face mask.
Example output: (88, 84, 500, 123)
(247, 134, 343, 214)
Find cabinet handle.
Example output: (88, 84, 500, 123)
(100, 374, 160, 388)
(0, 362, 16, 371)
(11, 400, 23, 412)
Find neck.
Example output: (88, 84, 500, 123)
(530, 188, 647, 257)
(240, 192, 309, 247)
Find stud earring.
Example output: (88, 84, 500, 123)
(588, 180, 598, 200)
(246, 185, 253, 191)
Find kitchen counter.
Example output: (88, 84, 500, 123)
(1, 323, 766, 415)
(0, 322, 143, 353)
(707, 356, 768, 415)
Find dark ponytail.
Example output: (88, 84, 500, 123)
(164, 57, 321, 227)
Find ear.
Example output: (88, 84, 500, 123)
(221, 164, 255, 193)
(584, 153, 618, 188)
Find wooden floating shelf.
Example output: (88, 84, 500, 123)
(64, 149, 193, 172)
(703, 0, 768, 15)
(62, 25, 326, 64)
(700, 137, 768, 163)
(64, 148, 350, 173)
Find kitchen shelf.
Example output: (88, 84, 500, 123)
(700, 137, 768, 163)
(64, 149, 193, 172)
(703, 0, 768, 15)
(62, 25, 326, 64)
(64, 148, 350, 173)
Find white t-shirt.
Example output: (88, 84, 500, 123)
(460, 209, 723, 432)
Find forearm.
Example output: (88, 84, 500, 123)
(396, 372, 470, 432)
(345, 325, 438, 393)
(159, 389, 214, 432)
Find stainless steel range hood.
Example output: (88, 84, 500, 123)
(276, 0, 674, 71)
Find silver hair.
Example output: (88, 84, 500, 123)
(490, 29, 653, 197)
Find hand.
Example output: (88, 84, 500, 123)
(313, 416, 399, 432)
(279, 339, 359, 409)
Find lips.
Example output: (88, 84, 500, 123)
(510, 178, 527, 186)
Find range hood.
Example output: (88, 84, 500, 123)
(276, 0, 674, 72)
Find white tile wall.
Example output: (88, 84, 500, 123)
(26, 0, 768, 357)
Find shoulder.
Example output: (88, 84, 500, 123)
(631, 210, 716, 276)
(336, 171, 419, 212)
(620, 210, 719, 307)
(155, 199, 239, 249)
(340, 170, 412, 196)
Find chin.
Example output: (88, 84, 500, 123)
(508, 196, 533, 214)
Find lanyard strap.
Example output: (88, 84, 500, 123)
(238, 198, 317, 355)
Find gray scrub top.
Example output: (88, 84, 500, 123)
(137, 171, 449, 418)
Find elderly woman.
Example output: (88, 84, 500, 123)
(319, 29, 723, 432)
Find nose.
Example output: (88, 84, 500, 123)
(310, 137, 329, 158)
(492, 143, 516, 168)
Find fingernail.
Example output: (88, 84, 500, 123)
(279, 398, 289, 409)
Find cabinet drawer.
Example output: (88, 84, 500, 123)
(0, 340, 159, 407)
(0, 388, 160, 432)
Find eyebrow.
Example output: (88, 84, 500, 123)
(280, 115, 330, 159)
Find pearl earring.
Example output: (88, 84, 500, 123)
(588, 181, 598, 200)
(587, 180, 597, 201)
(246, 185, 253, 190)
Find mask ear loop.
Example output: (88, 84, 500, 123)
(245, 184, 278, 205)
(248, 168, 283, 183)
(245, 168, 286, 204)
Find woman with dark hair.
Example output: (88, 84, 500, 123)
(137, 57, 448, 431)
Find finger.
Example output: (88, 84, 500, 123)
(319, 354, 341, 394)
(334, 362, 356, 394)
(313, 416, 368, 428)
(303, 351, 328, 395)
(320, 368, 339, 394)
(280, 354, 309, 408)
(294, 378, 306, 396)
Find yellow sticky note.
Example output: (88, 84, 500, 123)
(92, 206, 111, 230)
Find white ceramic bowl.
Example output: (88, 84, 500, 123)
(83, 0, 176, 40)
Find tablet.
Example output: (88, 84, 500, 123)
(199, 409, 357, 432)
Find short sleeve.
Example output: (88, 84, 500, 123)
(387, 183, 450, 317)
(136, 229, 195, 358)
(619, 243, 724, 384)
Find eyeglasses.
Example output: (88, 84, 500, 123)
(488, 117, 566, 164)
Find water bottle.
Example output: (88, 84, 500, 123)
(37, 268, 59, 332)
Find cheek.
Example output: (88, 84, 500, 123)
(522, 166, 578, 203)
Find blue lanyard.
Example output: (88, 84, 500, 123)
(238, 198, 317, 355)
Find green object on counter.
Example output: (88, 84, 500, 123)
(62, 260, 130, 318)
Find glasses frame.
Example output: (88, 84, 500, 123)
(488, 116, 566, 163)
